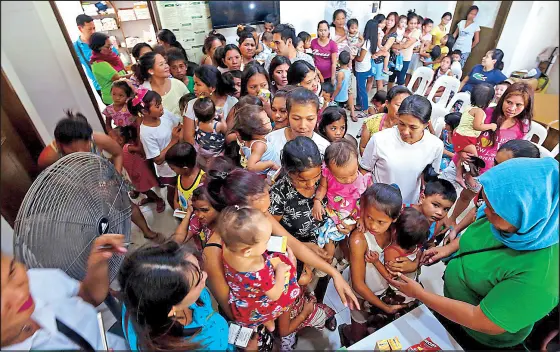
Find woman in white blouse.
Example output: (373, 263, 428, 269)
(360, 95, 443, 204)
(1, 234, 127, 350)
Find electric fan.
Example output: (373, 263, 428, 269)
(13, 152, 132, 282)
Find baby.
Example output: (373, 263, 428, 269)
(346, 18, 364, 58)
(255, 31, 274, 63)
(219, 206, 299, 331)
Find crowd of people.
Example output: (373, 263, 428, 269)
(1, 5, 558, 352)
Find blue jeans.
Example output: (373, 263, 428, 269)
(355, 70, 372, 110)
(396, 60, 411, 85)
(460, 52, 470, 68)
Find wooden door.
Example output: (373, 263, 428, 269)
(1, 70, 45, 226)
(451, 1, 512, 78)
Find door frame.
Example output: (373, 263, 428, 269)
(48, 1, 107, 133)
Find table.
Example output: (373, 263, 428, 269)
(348, 304, 463, 351)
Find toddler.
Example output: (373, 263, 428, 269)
(128, 88, 180, 208)
(232, 105, 279, 176)
(491, 80, 511, 106)
(114, 125, 165, 211)
(297, 31, 313, 54)
(440, 112, 461, 170)
(450, 49, 463, 79)
(452, 83, 496, 189)
(420, 44, 441, 69)
(312, 140, 373, 263)
(219, 206, 299, 330)
(425, 55, 453, 98)
(270, 86, 294, 130)
(370, 207, 430, 303)
(294, 37, 304, 54)
(346, 18, 364, 59)
(384, 15, 408, 74)
(103, 80, 135, 136)
(368, 90, 387, 115)
(407, 179, 457, 244)
(165, 142, 205, 211)
(431, 34, 451, 70)
(194, 97, 227, 161)
(333, 51, 352, 109)
(255, 31, 274, 63)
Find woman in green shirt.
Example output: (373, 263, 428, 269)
(390, 157, 559, 349)
(89, 32, 131, 105)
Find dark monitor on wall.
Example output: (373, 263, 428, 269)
(208, 1, 280, 29)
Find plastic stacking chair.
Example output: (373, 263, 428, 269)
(446, 91, 471, 113)
(407, 67, 434, 96)
(523, 121, 549, 146)
(430, 103, 448, 136)
(428, 75, 461, 106)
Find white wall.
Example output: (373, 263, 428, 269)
(1, 216, 14, 255)
(1, 1, 104, 142)
(497, 1, 560, 76)
(379, 1, 456, 27)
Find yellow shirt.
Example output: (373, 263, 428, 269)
(364, 113, 387, 135)
(177, 169, 205, 210)
(430, 25, 446, 46)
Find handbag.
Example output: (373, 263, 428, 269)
(394, 54, 404, 71)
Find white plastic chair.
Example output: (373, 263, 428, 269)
(430, 102, 449, 136)
(406, 67, 434, 96)
(446, 91, 471, 112)
(523, 121, 549, 146)
(427, 76, 461, 106)
(551, 143, 559, 157)
(533, 142, 553, 158)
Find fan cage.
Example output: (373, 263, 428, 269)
(14, 152, 131, 282)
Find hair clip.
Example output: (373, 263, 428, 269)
(234, 205, 240, 210)
(132, 88, 148, 107)
(214, 171, 229, 180)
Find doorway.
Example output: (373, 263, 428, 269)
(451, 1, 512, 78)
(1, 70, 45, 227)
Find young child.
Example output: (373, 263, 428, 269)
(232, 105, 280, 176)
(165, 142, 206, 211)
(407, 179, 457, 243)
(440, 112, 461, 170)
(318, 106, 348, 143)
(128, 88, 181, 208)
(369, 207, 430, 304)
(219, 206, 299, 331)
(297, 31, 313, 54)
(333, 51, 352, 108)
(425, 55, 454, 98)
(222, 70, 242, 99)
(114, 125, 165, 212)
(167, 48, 194, 93)
(368, 90, 387, 115)
(194, 97, 227, 163)
(255, 32, 273, 63)
(319, 81, 336, 125)
(103, 80, 135, 136)
(312, 139, 373, 265)
(346, 18, 364, 59)
(452, 83, 497, 189)
(173, 186, 219, 252)
(431, 34, 451, 70)
(450, 49, 463, 79)
(270, 86, 294, 130)
(384, 15, 408, 74)
(491, 80, 511, 106)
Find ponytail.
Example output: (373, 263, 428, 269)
(157, 29, 189, 62)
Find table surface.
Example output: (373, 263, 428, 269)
(533, 93, 559, 129)
(348, 304, 463, 351)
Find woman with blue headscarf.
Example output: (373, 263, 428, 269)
(389, 157, 559, 350)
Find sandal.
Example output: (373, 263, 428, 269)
(156, 199, 166, 213)
(325, 315, 337, 331)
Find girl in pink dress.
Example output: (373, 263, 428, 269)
(312, 139, 373, 261)
(114, 126, 165, 212)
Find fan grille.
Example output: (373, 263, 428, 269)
(14, 152, 131, 282)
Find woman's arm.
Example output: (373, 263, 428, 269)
(399, 35, 418, 50)
(266, 212, 360, 309)
(93, 132, 123, 174)
(359, 122, 372, 156)
(459, 75, 470, 91)
(453, 27, 459, 39)
(311, 176, 328, 220)
(330, 51, 338, 84)
(183, 117, 196, 145)
(203, 243, 234, 320)
(389, 274, 506, 335)
(471, 31, 480, 49)
(79, 234, 126, 306)
(355, 46, 368, 62)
